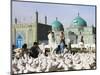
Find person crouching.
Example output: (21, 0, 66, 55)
(29, 42, 40, 58)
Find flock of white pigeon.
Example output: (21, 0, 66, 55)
(12, 43, 96, 74)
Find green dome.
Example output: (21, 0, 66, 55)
(52, 20, 64, 31)
(71, 16, 87, 27)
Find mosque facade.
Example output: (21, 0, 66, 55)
(12, 11, 96, 48)
(12, 11, 51, 48)
(52, 14, 96, 45)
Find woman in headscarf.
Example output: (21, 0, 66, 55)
(59, 31, 65, 53)
(48, 31, 56, 52)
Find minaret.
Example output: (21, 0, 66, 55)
(35, 10, 39, 42)
(45, 16, 47, 25)
(15, 18, 17, 24)
(35, 10, 38, 24)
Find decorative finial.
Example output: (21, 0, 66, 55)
(56, 17, 58, 21)
(78, 12, 80, 16)
(36, 9, 38, 13)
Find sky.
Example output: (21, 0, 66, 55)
(12, 1, 96, 27)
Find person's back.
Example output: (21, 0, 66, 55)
(30, 47, 38, 58)
(30, 42, 39, 58)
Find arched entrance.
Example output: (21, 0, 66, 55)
(16, 35, 23, 48)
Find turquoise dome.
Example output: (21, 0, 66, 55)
(71, 16, 87, 27)
(52, 20, 64, 31)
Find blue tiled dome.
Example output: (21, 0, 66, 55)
(71, 15, 87, 27)
(52, 20, 64, 31)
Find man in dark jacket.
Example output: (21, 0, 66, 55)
(30, 42, 40, 58)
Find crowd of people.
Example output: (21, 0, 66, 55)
(47, 31, 67, 54)
(12, 31, 96, 74)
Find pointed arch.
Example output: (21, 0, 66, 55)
(16, 33, 24, 48)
